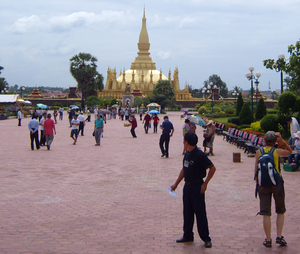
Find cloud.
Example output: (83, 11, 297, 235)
(10, 15, 42, 33)
(8, 10, 133, 34)
(157, 51, 171, 60)
(178, 17, 197, 28)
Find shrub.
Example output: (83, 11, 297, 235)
(260, 114, 278, 132)
(267, 110, 278, 115)
(228, 117, 240, 125)
(255, 98, 267, 120)
(250, 121, 263, 132)
(278, 91, 297, 114)
(225, 107, 235, 115)
(239, 102, 253, 125)
(213, 106, 221, 113)
(198, 106, 207, 114)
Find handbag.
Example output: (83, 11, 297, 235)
(92, 131, 95, 136)
(149, 123, 151, 128)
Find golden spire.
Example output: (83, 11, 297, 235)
(131, 8, 156, 70)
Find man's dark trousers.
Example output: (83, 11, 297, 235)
(159, 133, 170, 156)
(79, 122, 84, 135)
(130, 128, 137, 137)
(182, 181, 211, 242)
(40, 130, 46, 146)
(30, 132, 40, 150)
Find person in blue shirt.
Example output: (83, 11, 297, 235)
(94, 114, 104, 146)
(159, 115, 174, 158)
(28, 115, 40, 150)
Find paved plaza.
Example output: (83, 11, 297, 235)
(0, 111, 299, 254)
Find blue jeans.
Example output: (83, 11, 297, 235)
(288, 153, 300, 169)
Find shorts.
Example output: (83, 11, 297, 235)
(258, 181, 286, 216)
(71, 129, 78, 138)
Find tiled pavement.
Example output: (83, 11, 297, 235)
(0, 112, 299, 254)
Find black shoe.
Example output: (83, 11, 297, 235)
(47, 145, 50, 150)
(176, 237, 194, 243)
(161, 154, 165, 157)
(263, 239, 272, 248)
(276, 236, 287, 246)
(204, 241, 212, 248)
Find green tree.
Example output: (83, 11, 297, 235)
(203, 74, 228, 98)
(70, 53, 102, 107)
(85, 73, 104, 98)
(86, 95, 103, 106)
(236, 93, 244, 116)
(239, 102, 253, 124)
(278, 91, 297, 114)
(255, 98, 267, 120)
(0, 66, 9, 92)
(151, 80, 176, 112)
(263, 40, 300, 95)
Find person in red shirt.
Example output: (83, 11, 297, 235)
(152, 114, 160, 133)
(142, 112, 151, 134)
(128, 114, 137, 138)
(44, 113, 56, 150)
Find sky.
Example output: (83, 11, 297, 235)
(1, 0, 300, 93)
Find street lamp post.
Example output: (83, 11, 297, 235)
(278, 53, 285, 94)
(254, 79, 260, 108)
(202, 87, 209, 104)
(18, 85, 25, 98)
(232, 91, 239, 104)
(208, 81, 217, 113)
(245, 67, 261, 114)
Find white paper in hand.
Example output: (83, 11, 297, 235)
(167, 186, 177, 197)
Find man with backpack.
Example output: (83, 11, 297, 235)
(254, 131, 292, 248)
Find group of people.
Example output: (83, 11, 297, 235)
(28, 113, 56, 150)
(23, 106, 298, 249)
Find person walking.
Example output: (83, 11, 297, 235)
(139, 108, 143, 121)
(254, 131, 292, 248)
(78, 112, 86, 136)
(94, 114, 104, 146)
(70, 114, 80, 145)
(152, 114, 159, 133)
(68, 109, 74, 127)
(53, 109, 58, 124)
(128, 114, 137, 138)
(159, 115, 174, 158)
(17, 109, 22, 126)
(44, 113, 56, 150)
(142, 111, 151, 134)
(39, 112, 47, 146)
(59, 107, 64, 120)
(171, 132, 216, 248)
(28, 115, 40, 150)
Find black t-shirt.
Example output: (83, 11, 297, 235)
(183, 147, 213, 182)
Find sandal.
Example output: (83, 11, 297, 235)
(263, 239, 272, 248)
(276, 236, 287, 246)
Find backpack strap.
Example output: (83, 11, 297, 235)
(259, 147, 265, 156)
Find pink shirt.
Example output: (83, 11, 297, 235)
(44, 118, 55, 135)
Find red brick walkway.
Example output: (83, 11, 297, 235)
(0, 112, 299, 254)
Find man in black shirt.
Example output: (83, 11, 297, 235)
(171, 132, 216, 248)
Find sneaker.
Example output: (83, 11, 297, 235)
(276, 236, 287, 246)
(263, 239, 272, 248)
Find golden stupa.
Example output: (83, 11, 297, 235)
(97, 9, 194, 102)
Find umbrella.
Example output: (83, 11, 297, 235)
(24, 100, 32, 105)
(149, 110, 159, 114)
(189, 116, 206, 126)
(72, 106, 79, 110)
(36, 103, 49, 109)
(181, 109, 189, 112)
(99, 109, 111, 114)
(69, 105, 77, 108)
